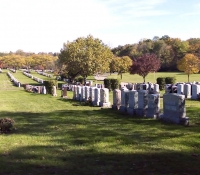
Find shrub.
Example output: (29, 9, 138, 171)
(157, 77, 166, 90)
(43, 80, 58, 94)
(0, 118, 15, 133)
(111, 78, 120, 90)
(165, 77, 176, 84)
(104, 79, 112, 91)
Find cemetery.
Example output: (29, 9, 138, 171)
(0, 69, 200, 175)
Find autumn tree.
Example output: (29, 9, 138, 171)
(58, 35, 113, 82)
(177, 53, 199, 82)
(110, 56, 132, 79)
(129, 53, 160, 83)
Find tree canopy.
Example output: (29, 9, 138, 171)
(129, 53, 160, 82)
(58, 35, 114, 81)
(177, 53, 199, 82)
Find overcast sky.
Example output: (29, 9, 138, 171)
(0, 0, 200, 53)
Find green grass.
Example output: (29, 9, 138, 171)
(0, 71, 200, 175)
(108, 72, 200, 83)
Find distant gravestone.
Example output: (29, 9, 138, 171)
(191, 84, 200, 100)
(84, 86, 90, 102)
(127, 90, 138, 115)
(136, 90, 148, 116)
(154, 84, 159, 93)
(177, 84, 184, 95)
(99, 88, 110, 108)
(160, 93, 189, 125)
(80, 86, 85, 101)
(112, 89, 121, 110)
(52, 86, 57, 96)
(73, 85, 77, 100)
(146, 94, 160, 118)
(93, 88, 101, 106)
(62, 87, 67, 98)
(89, 87, 95, 103)
(119, 88, 129, 113)
(184, 84, 191, 99)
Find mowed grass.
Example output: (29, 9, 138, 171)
(0, 70, 200, 175)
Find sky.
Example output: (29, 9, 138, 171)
(0, 0, 200, 53)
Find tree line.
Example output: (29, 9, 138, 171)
(0, 35, 200, 83)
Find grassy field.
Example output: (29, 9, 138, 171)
(0, 70, 200, 175)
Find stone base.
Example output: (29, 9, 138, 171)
(93, 101, 100, 107)
(136, 109, 146, 117)
(99, 102, 111, 108)
(119, 106, 127, 113)
(112, 105, 120, 110)
(62, 96, 67, 99)
(127, 107, 136, 116)
(52, 93, 57, 97)
(159, 114, 189, 125)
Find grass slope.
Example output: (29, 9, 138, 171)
(0, 71, 200, 175)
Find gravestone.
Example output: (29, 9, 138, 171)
(127, 90, 138, 115)
(89, 87, 95, 103)
(146, 94, 160, 118)
(62, 87, 67, 98)
(85, 86, 90, 102)
(154, 84, 159, 93)
(80, 86, 85, 101)
(177, 84, 184, 95)
(119, 88, 129, 113)
(160, 93, 189, 125)
(76, 86, 81, 101)
(184, 84, 191, 99)
(99, 88, 110, 108)
(112, 89, 121, 110)
(136, 90, 148, 116)
(52, 86, 57, 96)
(73, 85, 77, 100)
(93, 88, 101, 106)
(191, 84, 200, 100)
(42, 86, 46, 94)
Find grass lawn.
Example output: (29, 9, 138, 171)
(0, 71, 200, 175)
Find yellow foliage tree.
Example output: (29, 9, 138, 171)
(177, 54, 200, 82)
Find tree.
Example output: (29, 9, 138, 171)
(110, 56, 132, 79)
(129, 53, 160, 83)
(58, 35, 114, 82)
(177, 53, 199, 82)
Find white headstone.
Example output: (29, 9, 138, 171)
(99, 88, 110, 108)
(112, 89, 121, 110)
(127, 90, 138, 115)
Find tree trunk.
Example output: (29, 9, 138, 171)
(121, 73, 122, 79)
(188, 74, 190, 83)
(143, 76, 146, 83)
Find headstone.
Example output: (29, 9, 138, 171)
(42, 86, 46, 94)
(93, 88, 101, 106)
(177, 84, 184, 95)
(80, 86, 85, 101)
(52, 86, 57, 96)
(136, 90, 148, 116)
(62, 87, 67, 98)
(73, 85, 77, 100)
(127, 90, 138, 115)
(191, 84, 200, 100)
(154, 84, 159, 93)
(112, 89, 121, 110)
(76, 86, 81, 101)
(85, 86, 90, 102)
(160, 93, 189, 125)
(146, 94, 160, 118)
(89, 87, 95, 103)
(119, 88, 129, 113)
(99, 88, 110, 108)
(184, 84, 191, 99)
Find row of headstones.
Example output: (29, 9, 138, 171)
(23, 72, 44, 84)
(166, 83, 200, 99)
(112, 89, 189, 125)
(24, 84, 47, 94)
(37, 71, 53, 78)
(7, 72, 21, 87)
(70, 85, 110, 107)
(121, 82, 160, 92)
(9, 69, 16, 73)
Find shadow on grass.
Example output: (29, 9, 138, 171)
(0, 145, 200, 175)
(1, 107, 200, 175)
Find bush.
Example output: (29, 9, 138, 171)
(157, 77, 166, 90)
(104, 78, 120, 91)
(165, 77, 176, 84)
(43, 80, 58, 94)
(0, 118, 15, 133)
